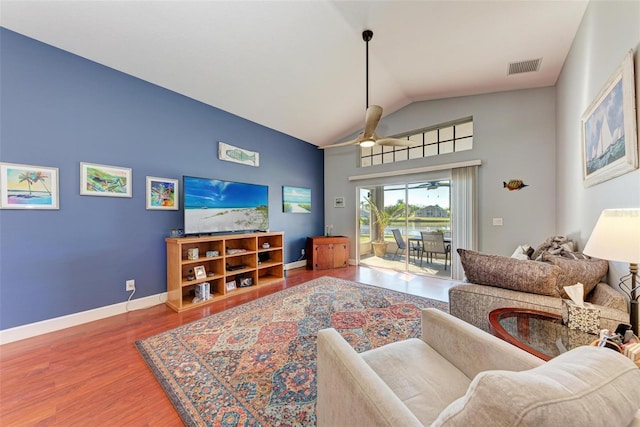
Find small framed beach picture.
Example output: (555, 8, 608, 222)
(80, 162, 132, 197)
(282, 186, 311, 213)
(0, 162, 59, 209)
(581, 50, 638, 187)
(194, 266, 207, 280)
(146, 176, 178, 210)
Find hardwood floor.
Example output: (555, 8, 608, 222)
(0, 266, 459, 426)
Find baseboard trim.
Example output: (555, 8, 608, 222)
(285, 260, 306, 270)
(3, 262, 311, 345)
(0, 293, 167, 345)
(285, 260, 357, 269)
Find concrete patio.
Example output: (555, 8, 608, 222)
(359, 251, 451, 279)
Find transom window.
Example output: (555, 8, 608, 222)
(360, 117, 473, 167)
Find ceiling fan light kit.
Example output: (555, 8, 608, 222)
(320, 30, 413, 150)
(360, 140, 375, 148)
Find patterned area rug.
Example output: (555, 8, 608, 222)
(136, 276, 448, 426)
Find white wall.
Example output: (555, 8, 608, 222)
(555, 0, 640, 283)
(324, 87, 557, 258)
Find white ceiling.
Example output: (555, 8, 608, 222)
(0, 0, 588, 147)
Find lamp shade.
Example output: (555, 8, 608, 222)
(583, 209, 640, 263)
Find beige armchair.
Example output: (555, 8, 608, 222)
(317, 308, 640, 426)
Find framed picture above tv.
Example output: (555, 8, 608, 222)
(183, 176, 268, 235)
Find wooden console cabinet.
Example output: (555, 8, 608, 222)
(306, 236, 349, 270)
(165, 232, 284, 312)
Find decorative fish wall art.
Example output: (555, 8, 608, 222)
(503, 179, 528, 191)
(218, 142, 260, 167)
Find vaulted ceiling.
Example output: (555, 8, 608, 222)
(0, 0, 589, 147)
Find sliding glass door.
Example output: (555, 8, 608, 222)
(358, 179, 451, 278)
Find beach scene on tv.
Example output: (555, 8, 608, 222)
(183, 177, 268, 234)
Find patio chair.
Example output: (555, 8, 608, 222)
(391, 229, 407, 260)
(419, 231, 451, 270)
(391, 229, 422, 261)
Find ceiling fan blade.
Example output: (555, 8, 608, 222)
(376, 137, 415, 147)
(318, 134, 362, 149)
(363, 105, 383, 138)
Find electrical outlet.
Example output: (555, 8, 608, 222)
(126, 279, 135, 291)
(301, 248, 305, 256)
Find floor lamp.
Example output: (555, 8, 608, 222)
(583, 209, 640, 335)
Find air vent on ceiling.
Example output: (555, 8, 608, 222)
(508, 58, 542, 75)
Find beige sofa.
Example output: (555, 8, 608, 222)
(450, 249, 630, 333)
(317, 308, 640, 426)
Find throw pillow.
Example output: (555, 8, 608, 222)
(541, 253, 608, 299)
(458, 249, 562, 297)
(433, 346, 640, 427)
(559, 250, 591, 260)
(510, 245, 533, 260)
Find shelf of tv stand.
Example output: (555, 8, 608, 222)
(165, 231, 284, 312)
(181, 255, 223, 266)
(225, 266, 254, 275)
(181, 273, 225, 287)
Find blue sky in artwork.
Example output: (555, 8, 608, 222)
(184, 176, 268, 209)
(283, 186, 311, 204)
(584, 79, 624, 160)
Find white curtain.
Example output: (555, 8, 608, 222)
(451, 165, 478, 280)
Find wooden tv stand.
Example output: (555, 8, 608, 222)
(165, 231, 284, 312)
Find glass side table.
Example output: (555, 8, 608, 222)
(488, 307, 598, 361)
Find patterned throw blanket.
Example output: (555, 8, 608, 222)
(531, 235, 576, 260)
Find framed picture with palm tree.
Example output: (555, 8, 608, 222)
(0, 162, 59, 210)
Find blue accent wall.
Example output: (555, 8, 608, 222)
(0, 28, 324, 329)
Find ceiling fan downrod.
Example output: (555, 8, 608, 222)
(318, 29, 413, 150)
(363, 30, 373, 109)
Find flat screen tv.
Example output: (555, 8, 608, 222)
(183, 176, 268, 235)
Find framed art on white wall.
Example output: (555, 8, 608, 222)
(581, 49, 638, 187)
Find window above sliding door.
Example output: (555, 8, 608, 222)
(360, 117, 473, 167)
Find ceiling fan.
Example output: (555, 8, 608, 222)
(319, 30, 414, 150)
(412, 181, 452, 190)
